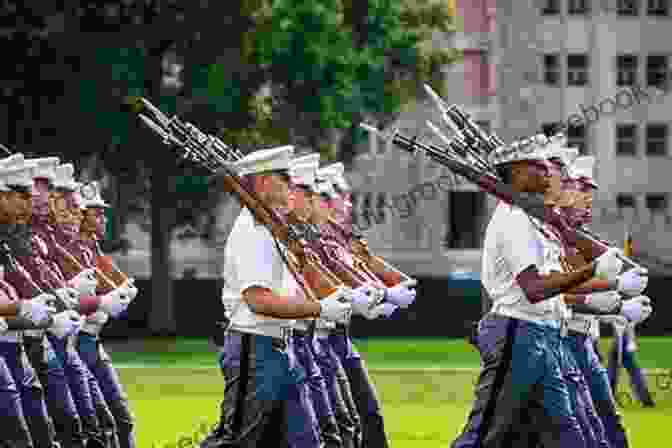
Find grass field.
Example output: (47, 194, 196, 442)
(106, 337, 672, 448)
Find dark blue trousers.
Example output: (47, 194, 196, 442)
(608, 331, 655, 407)
(567, 331, 629, 448)
(329, 325, 387, 448)
(0, 340, 56, 448)
(0, 354, 34, 447)
(77, 333, 135, 448)
(451, 314, 586, 448)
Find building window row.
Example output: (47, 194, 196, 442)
(616, 123, 669, 156)
(543, 53, 670, 88)
(617, 193, 669, 215)
(542, 122, 589, 154)
(541, 0, 670, 16)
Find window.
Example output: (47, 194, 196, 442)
(568, 124, 588, 154)
(568, 0, 590, 14)
(474, 120, 491, 133)
(646, 123, 668, 155)
(616, 54, 638, 86)
(647, 0, 669, 16)
(445, 192, 485, 249)
(646, 54, 668, 89)
(646, 193, 668, 214)
(617, 194, 636, 209)
(543, 54, 561, 86)
(618, 0, 640, 15)
(616, 124, 638, 155)
(567, 54, 589, 86)
(541, 0, 561, 14)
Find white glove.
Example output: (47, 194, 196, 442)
(19, 295, 56, 326)
(120, 283, 138, 302)
(620, 295, 652, 325)
(319, 287, 352, 322)
(594, 248, 623, 281)
(617, 268, 648, 297)
(53, 288, 80, 310)
(67, 269, 98, 296)
(48, 310, 83, 339)
(361, 302, 398, 320)
(585, 291, 621, 313)
(0, 318, 8, 333)
(99, 288, 131, 318)
(350, 285, 380, 316)
(385, 285, 416, 308)
(86, 311, 109, 326)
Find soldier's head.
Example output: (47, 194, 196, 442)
(25, 157, 59, 220)
(0, 155, 34, 225)
(231, 146, 294, 209)
(491, 135, 553, 195)
(79, 182, 108, 239)
(289, 156, 319, 221)
(563, 156, 597, 225)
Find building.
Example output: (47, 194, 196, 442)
(497, 0, 672, 263)
(348, 0, 498, 277)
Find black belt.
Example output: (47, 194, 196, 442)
(228, 330, 289, 351)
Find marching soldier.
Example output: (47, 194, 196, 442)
(607, 321, 655, 407)
(61, 174, 138, 448)
(0, 154, 79, 448)
(451, 136, 625, 448)
(317, 163, 416, 448)
(201, 145, 352, 448)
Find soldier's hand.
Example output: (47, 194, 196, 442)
(48, 310, 83, 339)
(361, 302, 398, 320)
(99, 288, 131, 317)
(319, 287, 352, 322)
(19, 297, 56, 326)
(585, 291, 621, 313)
(68, 269, 98, 296)
(617, 268, 648, 297)
(385, 285, 416, 308)
(620, 296, 653, 325)
(594, 248, 623, 281)
(53, 288, 80, 310)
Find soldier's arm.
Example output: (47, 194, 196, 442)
(243, 287, 320, 319)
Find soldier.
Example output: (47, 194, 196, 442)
(2, 154, 127, 448)
(73, 176, 138, 448)
(0, 154, 81, 448)
(450, 136, 626, 448)
(317, 162, 415, 448)
(200, 145, 352, 448)
(562, 156, 650, 446)
(607, 320, 655, 407)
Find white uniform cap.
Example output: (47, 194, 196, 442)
(291, 153, 321, 167)
(542, 134, 579, 167)
(53, 164, 78, 191)
(568, 156, 598, 188)
(0, 154, 24, 192)
(25, 157, 60, 182)
(489, 134, 550, 166)
(80, 181, 110, 208)
(1, 159, 35, 189)
(290, 161, 318, 190)
(230, 145, 294, 176)
(321, 162, 350, 192)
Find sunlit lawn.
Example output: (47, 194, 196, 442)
(108, 337, 672, 447)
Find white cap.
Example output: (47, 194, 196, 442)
(230, 145, 294, 176)
(292, 153, 320, 167)
(290, 161, 318, 190)
(53, 164, 78, 191)
(80, 181, 110, 208)
(489, 134, 550, 166)
(542, 134, 579, 167)
(568, 156, 598, 188)
(0, 154, 24, 191)
(0, 159, 35, 189)
(25, 157, 59, 182)
(321, 162, 350, 192)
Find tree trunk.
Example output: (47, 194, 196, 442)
(146, 44, 177, 335)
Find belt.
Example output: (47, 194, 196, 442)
(229, 328, 292, 351)
(491, 304, 561, 329)
(292, 328, 311, 338)
(315, 327, 332, 338)
(23, 329, 45, 339)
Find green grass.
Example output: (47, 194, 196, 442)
(107, 337, 672, 447)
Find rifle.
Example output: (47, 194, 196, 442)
(360, 124, 646, 272)
(137, 98, 343, 301)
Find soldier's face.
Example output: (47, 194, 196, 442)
(5, 190, 32, 225)
(257, 173, 290, 208)
(513, 160, 551, 194)
(544, 160, 563, 205)
(32, 179, 50, 216)
(289, 184, 313, 220)
(49, 191, 70, 225)
(310, 195, 330, 222)
(82, 208, 106, 238)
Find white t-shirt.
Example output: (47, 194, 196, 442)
(482, 202, 568, 323)
(221, 207, 297, 336)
